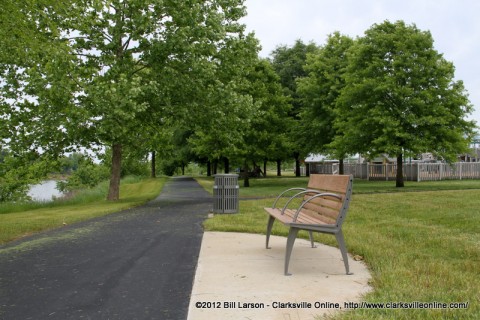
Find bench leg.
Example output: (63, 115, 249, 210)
(285, 227, 299, 276)
(308, 231, 317, 248)
(266, 216, 275, 249)
(336, 230, 353, 275)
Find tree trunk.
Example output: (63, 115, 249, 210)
(207, 160, 211, 176)
(396, 153, 404, 187)
(263, 160, 267, 177)
(339, 158, 344, 175)
(276, 159, 281, 176)
(294, 152, 301, 177)
(224, 157, 230, 174)
(306, 163, 310, 176)
(243, 160, 250, 187)
(107, 143, 122, 201)
(151, 151, 156, 178)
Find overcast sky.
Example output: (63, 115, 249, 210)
(241, 0, 480, 125)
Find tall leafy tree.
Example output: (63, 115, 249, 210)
(187, 31, 260, 174)
(334, 20, 476, 187)
(271, 40, 318, 176)
(297, 32, 354, 173)
(231, 58, 291, 185)
(188, 83, 255, 172)
(1, 0, 257, 200)
(0, 0, 76, 201)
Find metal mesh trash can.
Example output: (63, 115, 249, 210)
(213, 174, 239, 213)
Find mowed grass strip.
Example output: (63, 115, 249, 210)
(196, 175, 480, 196)
(200, 177, 480, 319)
(0, 177, 167, 245)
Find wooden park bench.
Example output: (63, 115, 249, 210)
(264, 174, 353, 276)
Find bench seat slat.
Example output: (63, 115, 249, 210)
(264, 208, 335, 226)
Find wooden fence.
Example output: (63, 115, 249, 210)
(308, 162, 480, 181)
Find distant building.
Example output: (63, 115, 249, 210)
(304, 154, 360, 175)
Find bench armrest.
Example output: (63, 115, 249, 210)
(272, 188, 307, 208)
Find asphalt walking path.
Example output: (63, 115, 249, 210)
(0, 177, 212, 320)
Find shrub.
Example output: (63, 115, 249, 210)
(57, 163, 110, 192)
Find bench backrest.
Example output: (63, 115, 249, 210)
(302, 174, 353, 227)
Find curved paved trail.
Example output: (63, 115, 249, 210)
(0, 177, 211, 320)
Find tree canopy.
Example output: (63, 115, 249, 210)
(332, 20, 476, 186)
(1, 0, 259, 200)
(270, 40, 319, 176)
(297, 32, 354, 159)
(2, 10, 477, 201)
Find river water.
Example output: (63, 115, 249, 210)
(27, 180, 64, 202)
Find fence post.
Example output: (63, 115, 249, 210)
(417, 163, 420, 182)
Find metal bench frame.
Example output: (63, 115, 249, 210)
(264, 174, 354, 276)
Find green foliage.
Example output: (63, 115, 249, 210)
(1, 0, 259, 200)
(101, 147, 150, 178)
(271, 39, 319, 110)
(243, 59, 292, 161)
(121, 156, 149, 178)
(159, 158, 180, 176)
(0, 1, 72, 67)
(297, 32, 354, 157)
(0, 152, 53, 202)
(0, 173, 31, 203)
(58, 153, 87, 174)
(185, 31, 260, 166)
(0, 154, 26, 201)
(333, 20, 476, 162)
(270, 40, 320, 174)
(188, 86, 256, 162)
(56, 161, 109, 193)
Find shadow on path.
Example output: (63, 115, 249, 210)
(0, 177, 212, 320)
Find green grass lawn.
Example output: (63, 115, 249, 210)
(198, 176, 480, 319)
(0, 177, 167, 245)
